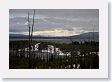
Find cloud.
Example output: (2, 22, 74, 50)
(9, 9, 99, 36)
(9, 9, 99, 18)
(10, 27, 87, 36)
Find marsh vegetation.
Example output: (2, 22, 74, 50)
(9, 40, 99, 69)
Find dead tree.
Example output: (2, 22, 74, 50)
(31, 9, 35, 49)
(28, 12, 31, 55)
(27, 9, 35, 69)
(93, 28, 94, 42)
(27, 12, 32, 68)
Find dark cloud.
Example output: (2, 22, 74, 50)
(9, 9, 99, 36)
(9, 9, 99, 18)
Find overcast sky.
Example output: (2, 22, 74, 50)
(9, 9, 99, 36)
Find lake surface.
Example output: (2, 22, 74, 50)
(9, 38, 90, 43)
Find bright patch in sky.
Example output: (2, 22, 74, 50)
(9, 9, 99, 36)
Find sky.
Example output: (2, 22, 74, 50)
(9, 9, 99, 36)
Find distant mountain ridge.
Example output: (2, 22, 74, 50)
(9, 32, 99, 42)
(70, 32, 99, 39)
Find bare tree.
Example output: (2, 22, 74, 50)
(27, 9, 35, 68)
(31, 9, 35, 48)
(28, 12, 31, 57)
(93, 28, 94, 42)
